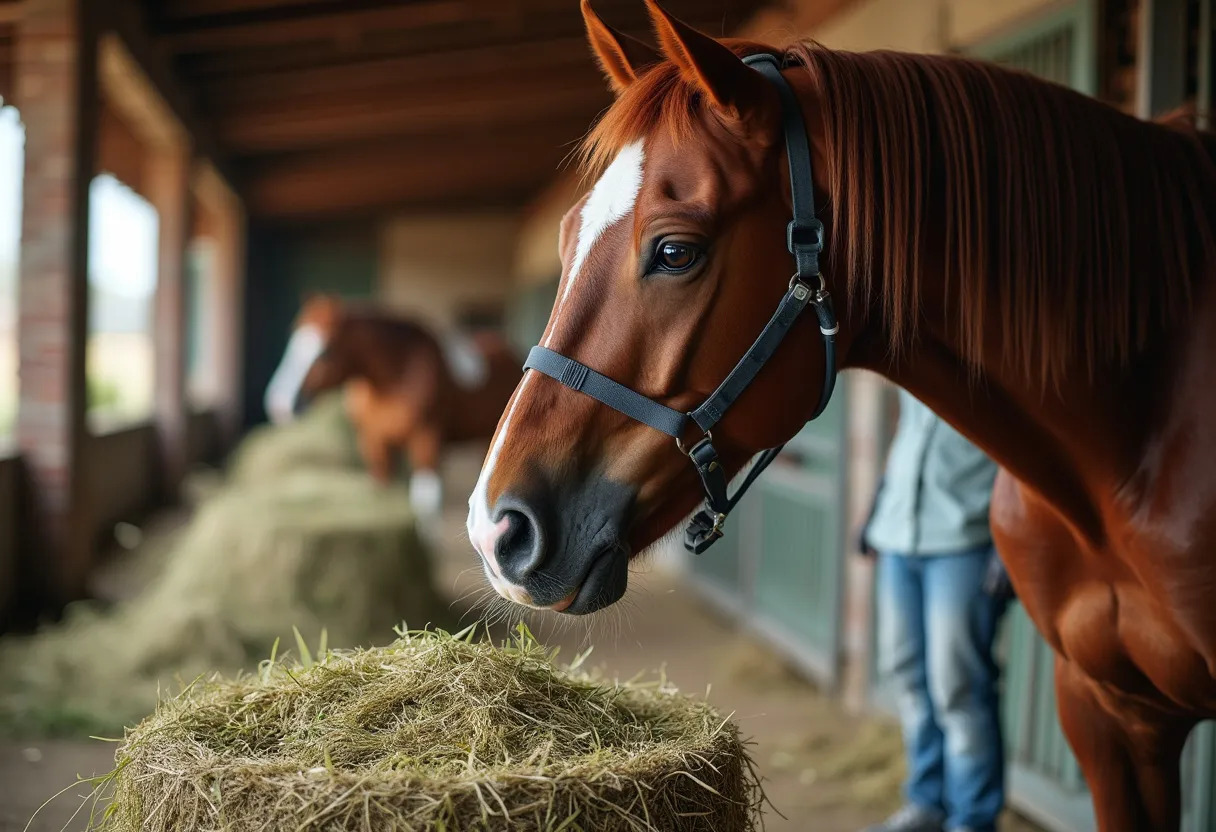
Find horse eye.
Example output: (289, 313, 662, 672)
(653, 242, 700, 273)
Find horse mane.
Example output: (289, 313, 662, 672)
(583, 43, 1216, 386)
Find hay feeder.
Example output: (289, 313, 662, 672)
(95, 627, 762, 832)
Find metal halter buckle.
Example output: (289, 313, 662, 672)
(676, 429, 712, 457)
(710, 512, 727, 536)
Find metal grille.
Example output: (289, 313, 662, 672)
(990, 25, 1077, 86)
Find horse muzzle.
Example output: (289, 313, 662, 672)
(473, 474, 634, 615)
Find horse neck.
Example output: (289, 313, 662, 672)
(332, 318, 420, 390)
(785, 61, 1216, 541)
(843, 282, 1174, 543)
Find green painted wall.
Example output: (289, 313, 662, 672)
(241, 225, 378, 426)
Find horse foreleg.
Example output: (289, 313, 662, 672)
(407, 426, 443, 536)
(358, 432, 397, 485)
(1054, 656, 1190, 831)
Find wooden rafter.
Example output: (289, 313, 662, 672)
(143, 0, 777, 219)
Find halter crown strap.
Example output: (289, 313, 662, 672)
(744, 53, 824, 280)
(685, 53, 834, 435)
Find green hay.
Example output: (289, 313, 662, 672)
(0, 470, 446, 738)
(90, 627, 762, 832)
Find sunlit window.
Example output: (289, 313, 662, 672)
(87, 173, 158, 427)
(0, 106, 23, 443)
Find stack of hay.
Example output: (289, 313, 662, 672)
(225, 392, 362, 485)
(93, 627, 763, 832)
(184, 392, 362, 505)
(0, 396, 447, 737)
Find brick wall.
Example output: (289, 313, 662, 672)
(14, 0, 97, 602)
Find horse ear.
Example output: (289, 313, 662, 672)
(644, 0, 766, 116)
(582, 0, 659, 94)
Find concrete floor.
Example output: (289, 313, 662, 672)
(0, 447, 1043, 832)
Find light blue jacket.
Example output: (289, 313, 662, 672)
(864, 390, 998, 555)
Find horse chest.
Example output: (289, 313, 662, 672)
(994, 472, 1216, 713)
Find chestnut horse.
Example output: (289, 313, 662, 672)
(467, 2, 1216, 829)
(266, 294, 520, 529)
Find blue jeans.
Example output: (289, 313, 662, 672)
(877, 548, 1007, 832)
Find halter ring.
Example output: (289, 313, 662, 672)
(789, 273, 827, 294)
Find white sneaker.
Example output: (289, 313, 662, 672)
(860, 804, 946, 832)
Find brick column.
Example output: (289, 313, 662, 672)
(148, 146, 192, 494)
(15, 0, 98, 603)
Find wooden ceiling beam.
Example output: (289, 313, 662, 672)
(103, 0, 239, 188)
(160, 1, 472, 53)
(157, 0, 333, 20)
(0, 1, 23, 25)
(162, 3, 747, 76)
(246, 122, 580, 178)
(216, 82, 604, 154)
(209, 58, 605, 118)
(197, 37, 599, 103)
(152, 1, 593, 54)
(246, 131, 569, 219)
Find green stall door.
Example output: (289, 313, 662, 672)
(506, 279, 559, 356)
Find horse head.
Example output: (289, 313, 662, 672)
(466, 1, 836, 614)
(264, 293, 349, 424)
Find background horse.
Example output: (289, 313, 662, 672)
(467, 2, 1216, 829)
(266, 294, 520, 529)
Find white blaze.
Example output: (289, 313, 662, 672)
(264, 325, 325, 425)
(466, 141, 646, 580)
(544, 140, 645, 348)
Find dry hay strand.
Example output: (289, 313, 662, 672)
(226, 392, 361, 484)
(90, 626, 763, 832)
(0, 470, 447, 738)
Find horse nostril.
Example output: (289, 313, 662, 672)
(494, 505, 545, 583)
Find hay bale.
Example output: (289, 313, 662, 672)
(226, 392, 361, 484)
(0, 471, 446, 738)
(95, 628, 762, 832)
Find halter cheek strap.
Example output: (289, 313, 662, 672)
(524, 52, 839, 554)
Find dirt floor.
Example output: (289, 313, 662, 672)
(0, 447, 1044, 832)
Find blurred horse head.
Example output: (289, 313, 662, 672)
(266, 294, 520, 527)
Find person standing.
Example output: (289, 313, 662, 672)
(860, 389, 1012, 832)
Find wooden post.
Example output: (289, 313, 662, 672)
(200, 166, 246, 446)
(148, 144, 192, 495)
(14, 0, 98, 603)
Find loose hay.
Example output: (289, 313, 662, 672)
(94, 627, 763, 832)
(0, 470, 446, 738)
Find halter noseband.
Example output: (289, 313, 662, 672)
(524, 53, 839, 554)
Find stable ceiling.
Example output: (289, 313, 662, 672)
(144, 0, 779, 221)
